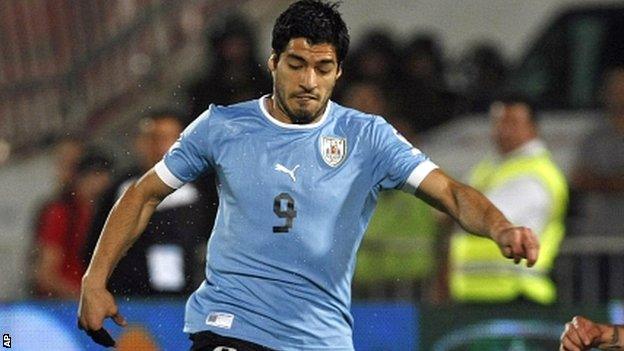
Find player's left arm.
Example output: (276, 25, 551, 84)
(415, 168, 539, 267)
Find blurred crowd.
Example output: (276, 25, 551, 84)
(25, 12, 624, 306)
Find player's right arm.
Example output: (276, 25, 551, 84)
(78, 169, 174, 341)
(560, 316, 623, 350)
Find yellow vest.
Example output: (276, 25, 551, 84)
(355, 191, 437, 284)
(450, 148, 568, 304)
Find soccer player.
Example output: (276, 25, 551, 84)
(560, 316, 623, 350)
(78, 1, 539, 350)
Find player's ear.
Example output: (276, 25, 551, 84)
(336, 64, 343, 80)
(268, 52, 278, 72)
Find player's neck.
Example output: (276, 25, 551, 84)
(266, 97, 291, 124)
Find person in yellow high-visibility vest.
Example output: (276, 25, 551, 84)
(449, 95, 568, 305)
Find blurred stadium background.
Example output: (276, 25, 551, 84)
(1, 0, 623, 350)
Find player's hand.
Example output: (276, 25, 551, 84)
(77, 283, 127, 347)
(492, 225, 539, 267)
(559, 316, 605, 351)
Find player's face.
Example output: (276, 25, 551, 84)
(269, 38, 342, 124)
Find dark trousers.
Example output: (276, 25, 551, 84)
(189, 331, 273, 351)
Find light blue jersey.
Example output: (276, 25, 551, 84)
(154, 96, 437, 350)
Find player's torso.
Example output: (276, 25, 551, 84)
(208, 100, 376, 277)
(185, 99, 426, 348)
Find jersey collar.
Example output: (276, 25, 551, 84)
(258, 95, 331, 130)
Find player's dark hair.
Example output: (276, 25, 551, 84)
(272, 0, 350, 66)
(492, 93, 538, 123)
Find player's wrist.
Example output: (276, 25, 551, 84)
(81, 273, 107, 290)
(489, 221, 514, 243)
(598, 324, 622, 349)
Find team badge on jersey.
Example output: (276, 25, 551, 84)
(320, 136, 347, 167)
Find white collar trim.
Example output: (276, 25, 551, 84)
(506, 139, 547, 158)
(258, 95, 331, 129)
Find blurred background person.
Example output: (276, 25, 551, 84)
(571, 65, 624, 238)
(459, 42, 509, 113)
(51, 135, 86, 193)
(186, 12, 271, 121)
(445, 95, 568, 305)
(338, 79, 392, 117)
(340, 29, 401, 91)
(84, 109, 211, 297)
(395, 33, 461, 133)
(33, 152, 112, 299)
(569, 66, 624, 302)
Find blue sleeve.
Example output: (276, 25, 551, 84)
(156, 107, 216, 188)
(370, 116, 435, 191)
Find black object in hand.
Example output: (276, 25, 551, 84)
(78, 320, 116, 348)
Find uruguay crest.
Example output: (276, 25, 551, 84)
(320, 136, 347, 167)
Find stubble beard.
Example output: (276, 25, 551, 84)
(274, 83, 329, 125)
(275, 89, 314, 124)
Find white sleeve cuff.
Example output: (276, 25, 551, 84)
(401, 160, 439, 194)
(154, 160, 185, 189)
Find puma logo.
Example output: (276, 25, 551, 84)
(274, 163, 300, 182)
